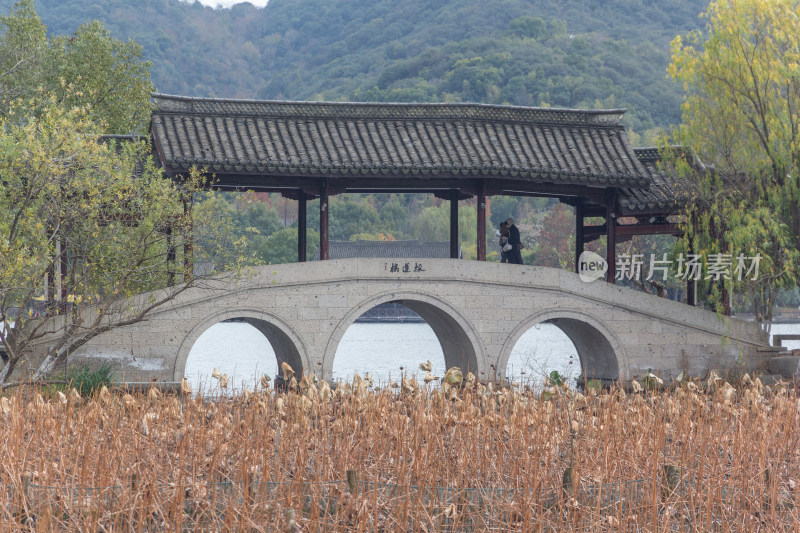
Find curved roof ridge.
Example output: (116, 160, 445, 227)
(151, 92, 627, 127)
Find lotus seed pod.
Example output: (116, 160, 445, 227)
(0, 396, 11, 416)
(281, 362, 295, 381)
(444, 367, 463, 386)
(99, 386, 112, 406)
(319, 381, 331, 402)
(122, 394, 137, 411)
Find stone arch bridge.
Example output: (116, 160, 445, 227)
(34, 259, 772, 384)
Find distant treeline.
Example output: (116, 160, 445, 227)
(4, 0, 709, 139)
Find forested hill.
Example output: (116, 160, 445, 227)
(3, 0, 708, 137)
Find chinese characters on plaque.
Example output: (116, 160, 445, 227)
(385, 262, 425, 274)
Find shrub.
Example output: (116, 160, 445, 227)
(68, 363, 114, 395)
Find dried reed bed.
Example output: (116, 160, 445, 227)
(0, 374, 799, 531)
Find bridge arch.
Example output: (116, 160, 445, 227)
(174, 308, 309, 382)
(499, 309, 628, 384)
(323, 291, 486, 381)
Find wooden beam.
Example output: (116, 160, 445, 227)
(281, 189, 318, 200)
(486, 180, 608, 202)
(477, 181, 486, 261)
(450, 189, 459, 259)
(187, 172, 617, 203)
(618, 209, 678, 218)
(298, 192, 307, 263)
(434, 189, 473, 201)
(585, 222, 681, 243)
(319, 180, 329, 261)
(606, 190, 616, 284)
(583, 223, 606, 243)
(616, 223, 681, 236)
(574, 201, 584, 273)
(583, 207, 608, 218)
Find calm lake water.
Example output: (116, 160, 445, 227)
(184, 322, 580, 391)
(183, 320, 800, 392)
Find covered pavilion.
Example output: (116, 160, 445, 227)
(149, 93, 687, 292)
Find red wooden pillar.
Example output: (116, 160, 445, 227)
(319, 181, 329, 260)
(605, 191, 616, 283)
(722, 285, 731, 315)
(297, 191, 307, 262)
(686, 239, 696, 306)
(450, 189, 459, 259)
(686, 279, 697, 306)
(477, 182, 486, 261)
(574, 201, 584, 273)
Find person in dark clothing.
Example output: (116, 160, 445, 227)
(506, 217, 524, 265)
(498, 221, 511, 263)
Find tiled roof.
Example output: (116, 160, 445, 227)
(150, 93, 651, 188)
(617, 148, 693, 215)
(312, 240, 455, 260)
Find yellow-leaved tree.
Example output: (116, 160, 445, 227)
(669, 0, 800, 328)
(0, 95, 245, 383)
(0, 3, 246, 383)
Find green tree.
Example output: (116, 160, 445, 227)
(306, 196, 380, 241)
(0, 99, 242, 382)
(535, 203, 574, 269)
(669, 0, 800, 326)
(377, 195, 412, 238)
(0, 3, 243, 383)
(330, 197, 380, 240)
(221, 197, 284, 260)
(489, 196, 519, 228)
(256, 227, 319, 264)
(458, 204, 477, 258)
(411, 205, 449, 241)
(0, 0, 153, 133)
(5, 0, 707, 131)
(241, 201, 283, 239)
(508, 16, 547, 39)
